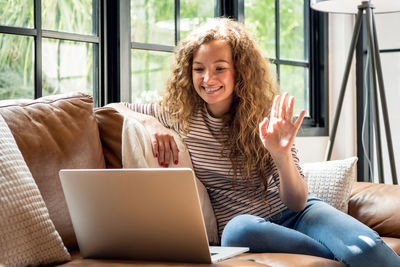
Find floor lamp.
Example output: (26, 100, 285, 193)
(310, 0, 400, 184)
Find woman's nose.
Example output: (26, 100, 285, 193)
(203, 70, 212, 82)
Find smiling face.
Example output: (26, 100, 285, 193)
(192, 40, 235, 118)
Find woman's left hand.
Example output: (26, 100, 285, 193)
(259, 92, 305, 159)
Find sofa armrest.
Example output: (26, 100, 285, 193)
(348, 182, 400, 238)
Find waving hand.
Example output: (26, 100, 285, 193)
(259, 92, 305, 159)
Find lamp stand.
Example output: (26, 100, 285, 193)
(325, 1, 398, 184)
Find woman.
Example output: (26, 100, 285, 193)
(125, 18, 400, 266)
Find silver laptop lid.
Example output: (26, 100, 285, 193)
(59, 168, 212, 263)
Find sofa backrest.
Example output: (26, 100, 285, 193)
(94, 107, 124, 168)
(349, 182, 400, 238)
(0, 92, 106, 251)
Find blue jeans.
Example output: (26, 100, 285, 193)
(221, 195, 400, 267)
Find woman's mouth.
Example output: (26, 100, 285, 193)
(203, 86, 222, 93)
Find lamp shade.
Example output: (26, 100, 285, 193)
(310, 0, 400, 14)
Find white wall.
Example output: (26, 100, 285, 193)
(374, 12, 400, 184)
(296, 14, 357, 164)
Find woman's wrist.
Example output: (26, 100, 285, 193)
(270, 150, 292, 169)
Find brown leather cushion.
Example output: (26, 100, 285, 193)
(0, 93, 106, 250)
(382, 237, 400, 255)
(58, 251, 344, 267)
(236, 253, 345, 267)
(94, 106, 124, 168)
(349, 182, 400, 238)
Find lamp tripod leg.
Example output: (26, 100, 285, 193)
(325, 9, 364, 161)
(365, 8, 385, 183)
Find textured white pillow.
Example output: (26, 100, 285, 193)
(302, 157, 358, 213)
(117, 106, 220, 245)
(0, 115, 71, 266)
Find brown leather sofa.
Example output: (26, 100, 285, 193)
(1, 92, 399, 267)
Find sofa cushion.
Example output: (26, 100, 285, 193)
(349, 182, 400, 238)
(382, 237, 400, 255)
(302, 157, 358, 213)
(94, 107, 123, 168)
(0, 114, 71, 266)
(0, 93, 106, 250)
(236, 253, 345, 267)
(57, 251, 345, 267)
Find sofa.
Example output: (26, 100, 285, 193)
(1, 92, 400, 267)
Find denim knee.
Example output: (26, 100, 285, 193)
(221, 214, 265, 247)
(339, 232, 399, 267)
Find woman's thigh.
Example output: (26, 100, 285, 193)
(221, 214, 333, 259)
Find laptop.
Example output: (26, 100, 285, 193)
(59, 168, 249, 263)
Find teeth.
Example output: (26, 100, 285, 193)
(204, 87, 221, 92)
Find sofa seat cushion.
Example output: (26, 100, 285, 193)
(57, 251, 345, 267)
(0, 93, 106, 250)
(236, 253, 345, 267)
(382, 237, 400, 255)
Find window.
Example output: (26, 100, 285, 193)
(0, 0, 100, 105)
(0, 0, 327, 135)
(245, 0, 308, 115)
(244, 0, 328, 135)
(130, 0, 214, 104)
(129, 0, 328, 135)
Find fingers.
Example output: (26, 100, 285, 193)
(294, 109, 306, 130)
(278, 92, 288, 120)
(163, 140, 171, 168)
(273, 92, 296, 123)
(152, 134, 179, 168)
(270, 95, 280, 121)
(151, 136, 159, 159)
(157, 138, 166, 167)
(287, 95, 295, 122)
(170, 138, 180, 166)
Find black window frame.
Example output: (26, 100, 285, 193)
(0, 0, 103, 106)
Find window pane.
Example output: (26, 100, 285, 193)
(0, 0, 33, 28)
(180, 0, 214, 40)
(279, 0, 306, 61)
(131, 49, 173, 103)
(279, 65, 308, 115)
(131, 0, 174, 46)
(42, 0, 96, 35)
(42, 39, 94, 96)
(245, 0, 275, 58)
(0, 34, 34, 100)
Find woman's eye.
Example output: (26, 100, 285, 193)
(193, 68, 203, 72)
(216, 67, 226, 71)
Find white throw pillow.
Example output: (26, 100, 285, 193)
(0, 115, 70, 266)
(302, 157, 358, 213)
(115, 104, 220, 245)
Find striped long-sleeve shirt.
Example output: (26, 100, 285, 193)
(124, 102, 303, 236)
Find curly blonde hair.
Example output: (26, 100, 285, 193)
(161, 18, 279, 192)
